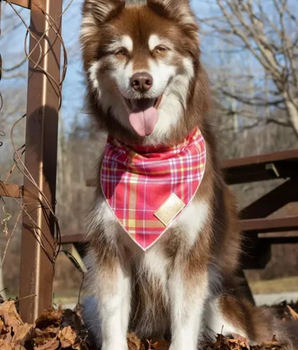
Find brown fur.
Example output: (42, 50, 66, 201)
(81, 1, 296, 349)
(81, 1, 210, 145)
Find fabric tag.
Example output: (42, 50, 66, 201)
(154, 193, 186, 226)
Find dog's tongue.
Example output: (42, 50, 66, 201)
(129, 99, 158, 137)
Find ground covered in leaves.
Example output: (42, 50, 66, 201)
(0, 299, 297, 350)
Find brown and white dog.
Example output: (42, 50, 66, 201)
(80, 1, 296, 349)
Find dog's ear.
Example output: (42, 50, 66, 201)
(81, 0, 125, 43)
(147, 0, 197, 28)
(82, 0, 125, 25)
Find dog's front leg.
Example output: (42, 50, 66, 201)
(88, 248, 131, 350)
(169, 264, 209, 350)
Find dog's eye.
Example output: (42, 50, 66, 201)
(115, 48, 128, 57)
(154, 45, 169, 54)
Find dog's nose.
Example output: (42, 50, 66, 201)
(130, 72, 153, 92)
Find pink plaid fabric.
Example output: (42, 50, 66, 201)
(101, 128, 206, 250)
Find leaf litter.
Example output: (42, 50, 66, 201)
(0, 298, 296, 350)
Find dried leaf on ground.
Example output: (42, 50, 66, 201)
(33, 337, 59, 350)
(35, 309, 63, 330)
(33, 327, 59, 347)
(14, 345, 27, 350)
(12, 323, 33, 344)
(150, 339, 171, 350)
(0, 298, 296, 350)
(58, 326, 76, 348)
(209, 334, 252, 350)
(0, 301, 23, 328)
(286, 306, 298, 321)
(0, 326, 13, 342)
(127, 333, 145, 350)
(0, 317, 5, 333)
(0, 339, 14, 349)
(62, 307, 83, 332)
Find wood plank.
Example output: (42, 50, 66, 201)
(223, 149, 298, 184)
(61, 234, 85, 244)
(7, 0, 30, 9)
(19, 0, 62, 323)
(241, 216, 298, 233)
(0, 182, 22, 198)
(240, 179, 298, 220)
(259, 236, 298, 244)
(62, 244, 87, 273)
(222, 148, 298, 168)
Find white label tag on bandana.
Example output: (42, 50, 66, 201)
(154, 193, 186, 227)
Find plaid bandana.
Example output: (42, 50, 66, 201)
(101, 128, 206, 250)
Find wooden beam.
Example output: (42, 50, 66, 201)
(259, 236, 298, 245)
(223, 148, 298, 168)
(0, 182, 22, 198)
(6, 0, 30, 9)
(62, 244, 87, 273)
(223, 149, 298, 184)
(241, 216, 298, 233)
(19, 0, 62, 323)
(61, 234, 85, 244)
(240, 178, 298, 220)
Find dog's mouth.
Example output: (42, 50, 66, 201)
(125, 95, 163, 137)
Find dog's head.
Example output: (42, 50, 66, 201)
(81, 0, 210, 145)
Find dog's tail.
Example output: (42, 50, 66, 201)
(281, 321, 298, 350)
(206, 295, 298, 350)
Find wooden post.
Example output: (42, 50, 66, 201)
(19, 0, 62, 323)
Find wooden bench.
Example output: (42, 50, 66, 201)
(62, 149, 298, 270)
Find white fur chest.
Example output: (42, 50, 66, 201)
(90, 195, 210, 253)
(86, 194, 211, 342)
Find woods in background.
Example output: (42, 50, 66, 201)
(201, 0, 298, 137)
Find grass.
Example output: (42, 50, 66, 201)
(53, 288, 80, 306)
(53, 278, 298, 306)
(249, 276, 298, 294)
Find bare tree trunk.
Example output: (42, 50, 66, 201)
(285, 99, 298, 137)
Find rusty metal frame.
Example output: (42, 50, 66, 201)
(14, 0, 63, 323)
